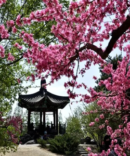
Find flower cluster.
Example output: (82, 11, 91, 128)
(8, 53, 15, 61)
(14, 43, 22, 50)
(6, 116, 22, 143)
(0, 0, 6, 7)
(0, 24, 9, 39)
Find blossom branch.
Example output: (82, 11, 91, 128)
(69, 16, 130, 61)
(6, 56, 23, 66)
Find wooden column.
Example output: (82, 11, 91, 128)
(43, 111, 46, 128)
(28, 110, 31, 131)
(53, 111, 56, 128)
(56, 109, 58, 134)
(40, 111, 42, 125)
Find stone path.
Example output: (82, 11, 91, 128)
(2, 144, 61, 156)
(1, 144, 92, 156)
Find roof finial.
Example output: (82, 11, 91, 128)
(41, 78, 46, 89)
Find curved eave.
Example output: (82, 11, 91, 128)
(18, 89, 70, 110)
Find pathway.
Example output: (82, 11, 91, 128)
(1, 144, 90, 156)
(2, 144, 60, 156)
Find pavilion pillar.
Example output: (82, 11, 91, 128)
(43, 111, 46, 128)
(40, 111, 42, 125)
(28, 110, 31, 132)
(53, 111, 56, 128)
(56, 109, 58, 134)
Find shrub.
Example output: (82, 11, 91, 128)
(48, 133, 80, 155)
(37, 139, 47, 148)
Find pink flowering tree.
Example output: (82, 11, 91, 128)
(0, 112, 22, 154)
(0, 0, 60, 154)
(82, 101, 121, 151)
(1, 0, 130, 155)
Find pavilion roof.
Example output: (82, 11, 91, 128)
(18, 87, 70, 111)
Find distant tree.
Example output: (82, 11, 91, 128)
(13, 105, 23, 117)
(95, 55, 122, 92)
(58, 110, 63, 123)
(46, 114, 50, 125)
(33, 112, 40, 127)
(81, 101, 121, 149)
(66, 107, 84, 140)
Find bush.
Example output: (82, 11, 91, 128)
(48, 133, 80, 155)
(37, 139, 47, 148)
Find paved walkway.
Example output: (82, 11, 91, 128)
(3, 144, 63, 156)
(1, 144, 90, 156)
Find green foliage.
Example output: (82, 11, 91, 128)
(81, 102, 105, 146)
(66, 116, 84, 139)
(0, 0, 69, 154)
(37, 139, 47, 148)
(48, 133, 80, 155)
(0, 0, 70, 116)
(0, 0, 56, 154)
(0, 116, 22, 154)
(81, 101, 121, 148)
(66, 106, 84, 140)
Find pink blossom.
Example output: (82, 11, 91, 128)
(26, 76, 30, 81)
(119, 125, 123, 129)
(0, 24, 5, 33)
(95, 118, 99, 122)
(22, 17, 31, 25)
(0, 45, 5, 58)
(0, 25, 9, 38)
(99, 125, 103, 129)
(1, 29, 9, 38)
(12, 26, 17, 33)
(14, 43, 22, 49)
(89, 122, 95, 126)
(16, 15, 22, 26)
(105, 120, 109, 125)
(107, 126, 113, 135)
(31, 74, 35, 81)
(6, 20, 14, 27)
(17, 79, 20, 83)
(8, 53, 15, 61)
(86, 147, 91, 152)
(127, 122, 130, 131)
(0, 0, 6, 6)
(100, 114, 104, 119)
(93, 76, 97, 80)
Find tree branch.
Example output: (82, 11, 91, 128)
(6, 56, 23, 66)
(69, 15, 130, 61)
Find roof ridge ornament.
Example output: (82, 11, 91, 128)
(41, 78, 47, 91)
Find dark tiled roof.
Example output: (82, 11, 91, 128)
(18, 88, 70, 110)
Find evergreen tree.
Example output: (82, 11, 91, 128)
(94, 55, 122, 92)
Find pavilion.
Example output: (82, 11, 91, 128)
(18, 79, 70, 135)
